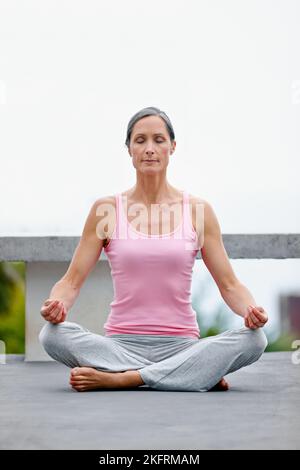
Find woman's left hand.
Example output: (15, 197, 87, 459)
(244, 305, 268, 329)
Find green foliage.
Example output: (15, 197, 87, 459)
(265, 332, 299, 352)
(0, 262, 25, 354)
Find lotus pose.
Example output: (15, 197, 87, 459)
(39, 106, 268, 392)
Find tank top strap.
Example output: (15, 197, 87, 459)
(182, 190, 188, 214)
(114, 193, 120, 240)
(182, 190, 194, 236)
(115, 193, 128, 240)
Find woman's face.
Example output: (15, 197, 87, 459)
(128, 115, 176, 172)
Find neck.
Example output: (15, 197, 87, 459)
(128, 178, 176, 205)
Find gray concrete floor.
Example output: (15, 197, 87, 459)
(0, 352, 299, 450)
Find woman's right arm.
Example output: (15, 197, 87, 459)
(40, 198, 107, 323)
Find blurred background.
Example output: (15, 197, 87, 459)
(0, 262, 25, 353)
(0, 0, 299, 353)
(1, 257, 299, 353)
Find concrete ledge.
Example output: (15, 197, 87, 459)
(0, 234, 300, 260)
(1, 234, 300, 362)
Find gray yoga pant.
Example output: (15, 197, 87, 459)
(38, 321, 268, 392)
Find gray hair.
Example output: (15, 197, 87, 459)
(125, 106, 175, 148)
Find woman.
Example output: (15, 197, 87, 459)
(39, 106, 268, 392)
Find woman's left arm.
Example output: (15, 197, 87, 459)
(199, 199, 268, 329)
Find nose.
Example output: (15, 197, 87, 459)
(145, 142, 155, 155)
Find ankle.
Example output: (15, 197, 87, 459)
(120, 370, 144, 388)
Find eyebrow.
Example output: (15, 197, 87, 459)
(134, 133, 165, 138)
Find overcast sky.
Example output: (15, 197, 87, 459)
(0, 1, 299, 338)
(0, 0, 299, 235)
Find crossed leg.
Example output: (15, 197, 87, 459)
(39, 321, 267, 392)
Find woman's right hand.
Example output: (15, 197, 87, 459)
(40, 299, 67, 324)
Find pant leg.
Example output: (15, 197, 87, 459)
(139, 326, 268, 392)
(38, 321, 153, 371)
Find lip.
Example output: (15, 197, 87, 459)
(143, 160, 158, 162)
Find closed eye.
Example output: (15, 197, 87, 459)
(136, 139, 164, 143)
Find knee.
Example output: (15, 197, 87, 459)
(38, 321, 59, 353)
(243, 327, 268, 357)
(38, 320, 76, 354)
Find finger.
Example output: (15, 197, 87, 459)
(250, 307, 266, 322)
(44, 300, 59, 316)
(245, 315, 253, 329)
(50, 313, 63, 324)
(47, 304, 63, 321)
(51, 303, 63, 318)
(249, 305, 265, 314)
(249, 311, 260, 325)
(41, 306, 56, 318)
(250, 317, 264, 328)
(52, 310, 64, 323)
(48, 300, 60, 312)
(52, 307, 66, 324)
(247, 315, 257, 329)
(46, 305, 60, 318)
(244, 315, 250, 328)
(41, 301, 55, 316)
(250, 310, 267, 326)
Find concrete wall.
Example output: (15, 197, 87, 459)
(25, 260, 113, 361)
(1, 234, 299, 361)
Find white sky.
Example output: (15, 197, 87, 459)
(192, 258, 300, 341)
(0, 0, 299, 235)
(0, 1, 299, 337)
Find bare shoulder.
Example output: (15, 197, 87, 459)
(187, 192, 206, 206)
(188, 193, 217, 221)
(88, 195, 116, 221)
(93, 194, 116, 211)
(187, 192, 209, 218)
(187, 194, 220, 248)
(190, 194, 223, 245)
(89, 195, 116, 244)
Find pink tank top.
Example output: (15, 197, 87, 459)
(103, 190, 201, 338)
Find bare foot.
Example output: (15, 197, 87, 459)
(208, 377, 229, 392)
(69, 367, 144, 392)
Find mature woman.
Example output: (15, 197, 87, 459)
(39, 106, 268, 392)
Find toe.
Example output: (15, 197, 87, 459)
(71, 367, 80, 376)
(70, 376, 83, 385)
(72, 384, 86, 392)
